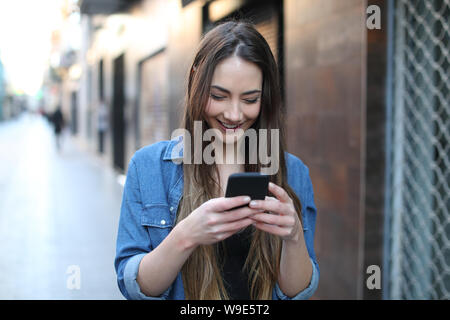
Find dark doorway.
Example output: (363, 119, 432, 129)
(99, 59, 104, 101)
(98, 59, 105, 154)
(70, 91, 78, 135)
(112, 53, 126, 172)
(136, 48, 168, 150)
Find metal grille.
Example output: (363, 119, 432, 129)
(386, 0, 450, 299)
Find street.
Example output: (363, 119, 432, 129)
(0, 112, 124, 299)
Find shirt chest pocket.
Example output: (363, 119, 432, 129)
(141, 204, 174, 250)
(141, 204, 174, 228)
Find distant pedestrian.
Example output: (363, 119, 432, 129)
(98, 101, 108, 153)
(51, 106, 65, 151)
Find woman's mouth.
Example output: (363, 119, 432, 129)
(217, 119, 242, 132)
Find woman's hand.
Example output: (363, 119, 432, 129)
(177, 196, 263, 248)
(249, 182, 303, 243)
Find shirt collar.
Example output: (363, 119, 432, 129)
(163, 135, 184, 161)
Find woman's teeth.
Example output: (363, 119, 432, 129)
(219, 120, 240, 129)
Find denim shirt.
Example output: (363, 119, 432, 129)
(114, 135, 320, 300)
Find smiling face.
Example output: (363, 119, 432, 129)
(204, 55, 263, 145)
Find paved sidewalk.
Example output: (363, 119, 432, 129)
(0, 113, 124, 299)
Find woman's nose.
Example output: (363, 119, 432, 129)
(223, 101, 242, 122)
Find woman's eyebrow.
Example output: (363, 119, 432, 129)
(211, 85, 261, 95)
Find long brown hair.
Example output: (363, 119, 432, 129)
(176, 21, 303, 300)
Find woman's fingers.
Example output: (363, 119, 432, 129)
(247, 184, 301, 241)
(205, 206, 261, 227)
(218, 218, 255, 234)
(220, 205, 263, 223)
(250, 212, 295, 227)
(252, 221, 290, 238)
(268, 182, 292, 204)
(199, 193, 297, 243)
(249, 198, 289, 216)
(205, 196, 251, 212)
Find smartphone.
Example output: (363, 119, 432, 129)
(225, 173, 269, 209)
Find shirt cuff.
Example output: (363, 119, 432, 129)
(274, 258, 319, 300)
(123, 253, 171, 300)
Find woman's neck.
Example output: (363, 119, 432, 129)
(215, 162, 245, 197)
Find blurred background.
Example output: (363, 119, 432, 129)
(0, 0, 448, 300)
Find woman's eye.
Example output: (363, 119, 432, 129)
(244, 98, 259, 104)
(211, 94, 225, 100)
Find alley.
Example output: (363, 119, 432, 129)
(0, 112, 124, 299)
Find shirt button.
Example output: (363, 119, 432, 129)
(161, 220, 166, 225)
(170, 207, 174, 212)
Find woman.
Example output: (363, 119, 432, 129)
(115, 21, 319, 300)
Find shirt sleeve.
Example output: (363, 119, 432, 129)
(273, 258, 319, 300)
(114, 158, 171, 300)
(273, 157, 320, 300)
(122, 253, 171, 300)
